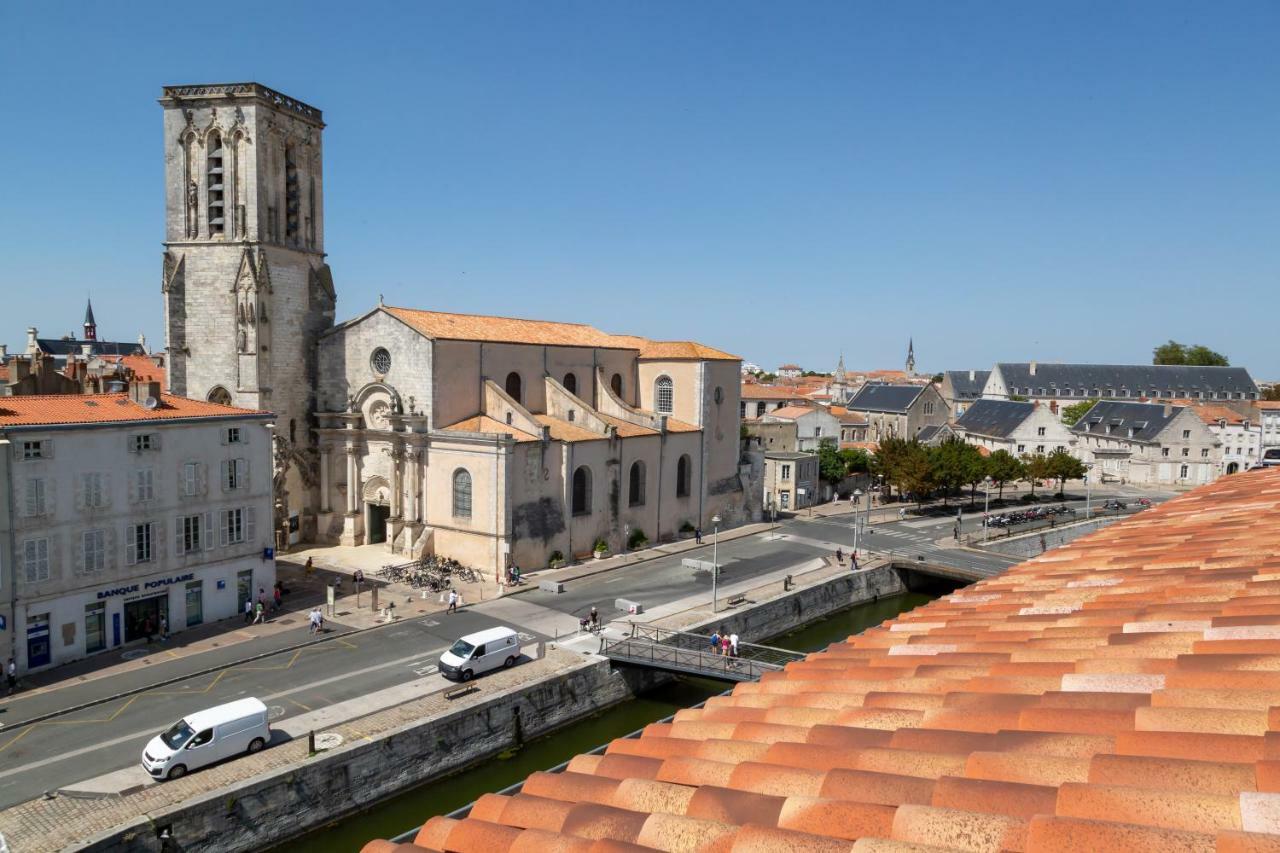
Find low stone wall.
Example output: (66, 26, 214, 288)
(979, 517, 1122, 559)
(681, 563, 907, 643)
(76, 654, 629, 853)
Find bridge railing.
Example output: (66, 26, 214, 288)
(604, 635, 787, 681)
(612, 624, 807, 669)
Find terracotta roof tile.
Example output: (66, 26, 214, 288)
(440, 414, 541, 442)
(364, 468, 1280, 851)
(0, 392, 267, 427)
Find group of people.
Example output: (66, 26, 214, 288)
(709, 628, 740, 658)
(503, 564, 523, 586)
(308, 607, 326, 635)
(579, 606, 601, 633)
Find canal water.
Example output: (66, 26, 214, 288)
(274, 591, 933, 851)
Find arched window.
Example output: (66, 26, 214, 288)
(505, 371, 523, 403)
(628, 461, 646, 507)
(207, 386, 232, 406)
(676, 454, 692, 498)
(572, 466, 592, 516)
(207, 134, 225, 235)
(611, 373, 623, 398)
(655, 376, 674, 414)
(452, 469, 472, 519)
(563, 373, 577, 395)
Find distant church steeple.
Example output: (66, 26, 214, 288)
(83, 298, 97, 342)
(906, 338, 915, 376)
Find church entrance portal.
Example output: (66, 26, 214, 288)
(367, 503, 391, 545)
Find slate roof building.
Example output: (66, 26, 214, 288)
(915, 422, 957, 447)
(363, 467, 1280, 853)
(982, 362, 1260, 416)
(954, 399, 1078, 459)
(846, 383, 948, 442)
(1072, 400, 1221, 486)
(938, 369, 991, 419)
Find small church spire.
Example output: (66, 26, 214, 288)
(83, 297, 98, 342)
(905, 338, 915, 376)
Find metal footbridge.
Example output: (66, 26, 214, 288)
(602, 625, 807, 682)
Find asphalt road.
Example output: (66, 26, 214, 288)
(0, 486, 1165, 808)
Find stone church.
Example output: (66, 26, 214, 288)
(159, 83, 751, 572)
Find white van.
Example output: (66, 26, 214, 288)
(439, 626, 521, 681)
(141, 697, 270, 780)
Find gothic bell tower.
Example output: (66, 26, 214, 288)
(159, 83, 338, 539)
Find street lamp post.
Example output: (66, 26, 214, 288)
(711, 514, 722, 612)
(983, 476, 992, 543)
(1085, 465, 1094, 520)
(852, 488, 863, 557)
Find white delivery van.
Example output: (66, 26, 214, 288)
(439, 626, 521, 681)
(141, 697, 270, 780)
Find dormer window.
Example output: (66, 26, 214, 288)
(207, 134, 225, 235)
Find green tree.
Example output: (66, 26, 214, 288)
(962, 447, 991, 507)
(838, 447, 873, 474)
(1263, 386, 1280, 402)
(1185, 344, 1229, 366)
(872, 437, 911, 499)
(930, 373, 944, 383)
(1153, 340, 1229, 366)
(929, 438, 974, 506)
(1061, 398, 1098, 426)
(1153, 340, 1188, 365)
(1045, 448, 1087, 494)
(1021, 453, 1051, 496)
(986, 450, 1024, 501)
(817, 441, 848, 487)
(897, 441, 935, 507)
(1009, 393, 1029, 402)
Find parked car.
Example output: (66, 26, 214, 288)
(439, 626, 521, 682)
(142, 697, 270, 780)
(1260, 448, 1280, 468)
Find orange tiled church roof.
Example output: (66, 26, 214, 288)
(363, 467, 1280, 852)
(384, 306, 737, 360)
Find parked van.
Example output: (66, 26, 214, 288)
(439, 626, 521, 681)
(1260, 448, 1280, 468)
(141, 697, 270, 780)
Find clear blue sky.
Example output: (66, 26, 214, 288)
(2, 2, 1277, 377)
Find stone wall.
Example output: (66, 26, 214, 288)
(980, 516, 1123, 559)
(77, 655, 630, 853)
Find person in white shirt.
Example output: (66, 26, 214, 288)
(729, 633, 740, 658)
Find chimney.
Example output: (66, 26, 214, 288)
(129, 379, 163, 405)
(1029, 361, 1038, 377)
(0, 344, 6, 358)
(968, 369, 975, 381)
(80, 343, 92, 359)
(26, 327, 37, 354)
(12, 356, 30, 381)
(1163, 402, 1173, 418)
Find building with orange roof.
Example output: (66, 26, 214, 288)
(0, 380, 274, 673)
(149, 82, 749, 573)
(312, 302, 747, 572)
(362, 466, 1280, 853)
(1181, 402, 1264, 475)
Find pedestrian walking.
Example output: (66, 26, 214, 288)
(273, 582, 283, 613)
(899, 508, 906, 521)
(304, 556, 315, 577)
(159, 615, 169, 642)
(720, 634, 731, 656)
(710, 629, 721, 656)
(243, 598, 253, 623)
(729, 632, 740, 658)
(6, 658, 17, 695)
(835, 548, 844, 564)
(695, 527, 703, 545)
(447, 589, 458, 614)
(852, 552, 859, 570)
(258, 589, 269, 622)
(308, 607, 322, 635)
(253, 600, 265, 624)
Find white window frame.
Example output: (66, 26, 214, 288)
(128, 522, 155, 565)
(24, 477, 47, 517)
(132, 433, 156, 452)
(226, 427, 242, 445)
(82, 472, 106, 509)
(221, 508, 246, 545)
(135, 468, 155, 503)
(182, 462, 200, 497)
(655, 376, 674, 415)
(223, 458, 247, 491)
(23, 538, 50, 583)
(178, 514, 202, 555)
(81, 529, 107, 574)
(22, 440, 47, 460)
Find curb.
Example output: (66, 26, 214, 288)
(2, 615, 404, 730)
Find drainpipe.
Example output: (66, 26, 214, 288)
(2, 439, 17, 664)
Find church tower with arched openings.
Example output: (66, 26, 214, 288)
(159, 83, 337, 539)
(906, 338, 916, 377)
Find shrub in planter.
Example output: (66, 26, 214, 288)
(627, 528, 648, 550)
(548, 550, 565, 569)
(592, 537, 609, 556)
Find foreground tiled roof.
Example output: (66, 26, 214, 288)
(0, 393, 267, 428)
(364, 468, 1280, 853)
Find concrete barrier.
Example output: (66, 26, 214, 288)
(538, 580, 565, 594)
(616, 598, 644, 615)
